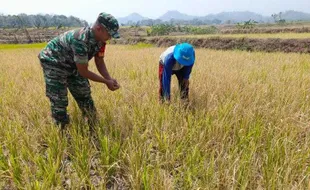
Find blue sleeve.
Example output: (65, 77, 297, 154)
(162, 54, 174, 98)
(183, 65, 193, 79)
(183, 50, 195, 79)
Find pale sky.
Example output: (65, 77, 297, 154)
(1, 0, 309, 22)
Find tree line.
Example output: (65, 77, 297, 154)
(124, 18, 223, 27)
(0, 13, 88, 29)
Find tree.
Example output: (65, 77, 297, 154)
(32, 15, 43, 29)
(130, 21, 141, 36)
(0, 13, 88, 29)
(236, 19, 257, 29)
(212, 19, 222, 25)
(148, 24, 173, 36)
(141, 19, 154, 26)
(271, 12, 286, 24)
(225, 20, 232, 25)
(15, 15, 33, 43)
(0, 14, 4, 28)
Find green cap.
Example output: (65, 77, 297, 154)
(97, 12, 120, 38)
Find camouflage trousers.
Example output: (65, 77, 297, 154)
(40, 60, 97, 127)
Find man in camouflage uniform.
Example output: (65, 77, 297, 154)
(38, 13, 120, 129)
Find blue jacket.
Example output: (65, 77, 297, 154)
(160, 46, 194, 98)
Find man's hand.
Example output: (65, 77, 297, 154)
(106, 79, 120, 91)
(111, 78, 120, 87)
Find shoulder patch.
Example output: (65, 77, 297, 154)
(97, 44, 106, 57)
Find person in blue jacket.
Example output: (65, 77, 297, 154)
(159, 43, 195, 102)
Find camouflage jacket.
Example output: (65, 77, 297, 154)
(38, 26, 106, 68)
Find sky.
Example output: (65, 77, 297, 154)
(1, 0, 309, 22)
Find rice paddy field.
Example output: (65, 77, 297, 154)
(0, 44, 309, 189)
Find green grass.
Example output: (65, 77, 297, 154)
(171, 32, 310, 39)
(0, 43, 47, 50)
(129, 42, 154, 49)
(0, 46, 309, 189)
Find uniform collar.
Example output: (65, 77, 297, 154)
(88, 27, 103, 46)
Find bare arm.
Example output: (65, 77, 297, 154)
(95, 56, 120, 87)
(76, 63, 107, 83)
(76, 63, 119, 91)
(95, 56, 112, 80)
